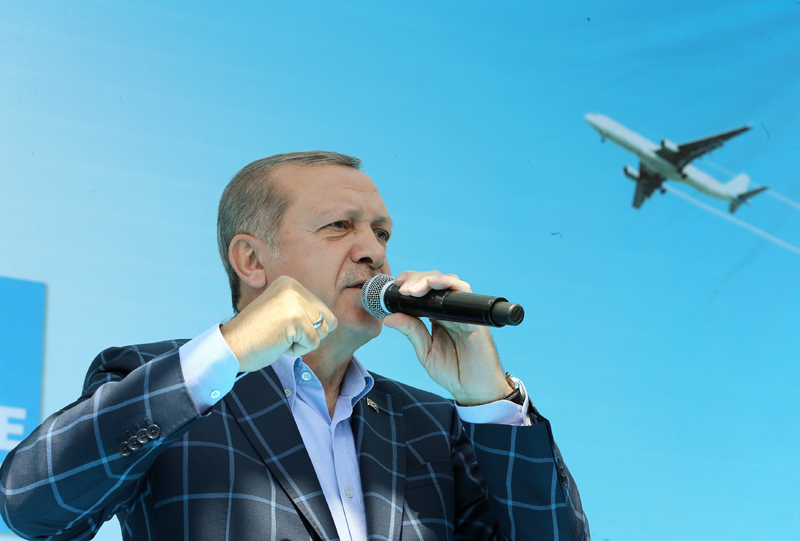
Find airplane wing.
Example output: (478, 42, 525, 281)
(655, 124, 751, 171)
(633, 162, 664, 209)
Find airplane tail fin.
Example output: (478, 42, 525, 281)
(729, 186, 769, 213)
(725, 173, 751, 194)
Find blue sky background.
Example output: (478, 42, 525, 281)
(1, 2, 798, 539)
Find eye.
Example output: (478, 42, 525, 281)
(375, 229, 390, 241)
(329, 220, 349, 230)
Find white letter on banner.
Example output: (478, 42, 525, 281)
(0, 406, 27, 451)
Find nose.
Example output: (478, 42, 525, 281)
(351, 226, 387, 269)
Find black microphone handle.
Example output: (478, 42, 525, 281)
(382, 284, 524, 327)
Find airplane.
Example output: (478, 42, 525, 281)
(585, 113, 767, 213)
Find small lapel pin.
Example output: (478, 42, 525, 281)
(366, 397, 379, 413)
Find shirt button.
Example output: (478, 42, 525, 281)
(284, 389, 291, 397)
(210, 390, 221, 399)
(301, 371, 312, 382)
(345, 487, 353, 498)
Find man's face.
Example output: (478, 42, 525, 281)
(264, 163, 392, 343)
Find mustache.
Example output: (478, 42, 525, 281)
(341, 267, 383, 288)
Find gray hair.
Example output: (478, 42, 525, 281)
(217, 151, 362, 312)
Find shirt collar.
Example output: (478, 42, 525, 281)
(271, 354, 374, 411)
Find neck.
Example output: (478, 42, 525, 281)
(302, 339, 359, 419)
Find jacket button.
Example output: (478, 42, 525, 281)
(119, 442, 132, 456)
(128, 436, 142, 451)
(147, 424, 161, 440)
(136, 428, 149, 444)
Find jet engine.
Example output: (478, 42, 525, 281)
(660, 138, 679, 153)
(623, 165, 640, 181)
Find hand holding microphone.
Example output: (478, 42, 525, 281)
(367, 270, 521, 406)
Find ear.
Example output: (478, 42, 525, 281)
(228, 234, 270, 291)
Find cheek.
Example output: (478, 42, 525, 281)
(287, 242, 336, 276)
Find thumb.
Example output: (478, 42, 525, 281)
(382, 313, 432, 362)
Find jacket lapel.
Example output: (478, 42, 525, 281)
(223, 367, 338, 540)
(353, 389, 406, 541)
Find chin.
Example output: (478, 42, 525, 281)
(355, 314, 384, 339)
(339, 310, 383, 343)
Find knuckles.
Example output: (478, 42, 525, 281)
(283, 303, 308, 325)
(398, 270, 469, 292)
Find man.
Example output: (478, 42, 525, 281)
(1, 151, 589, 540)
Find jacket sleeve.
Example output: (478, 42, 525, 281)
(455, 409, 590, 541)
(0, 342, 204, 540)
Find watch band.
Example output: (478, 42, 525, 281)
(503, 372, 525, 405)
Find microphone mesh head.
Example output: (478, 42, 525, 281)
(360, 274, 394, 318)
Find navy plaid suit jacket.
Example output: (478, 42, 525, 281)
(1, 339, 589, 540)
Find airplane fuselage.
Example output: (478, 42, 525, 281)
(586, 114, 734, 202)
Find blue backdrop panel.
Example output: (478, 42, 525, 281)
(0, 277, 45, 535)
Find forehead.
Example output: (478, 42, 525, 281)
(271, 163, 390, 223)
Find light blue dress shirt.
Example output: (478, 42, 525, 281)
(178, 324, 530, 540)
(271, 353, 372, 540)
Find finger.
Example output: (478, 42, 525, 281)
(423, 273, 470, 293)
(313, 304, 338, 333)
(288, 317, 323, 357)
(299, 291, 338, 333)
(396, 270, 439, 296)
(282, 301, 329, 356)
(392, 271, 414, 286)
(382, 313, 432, 362)
(310, 311, 325, 330)
(303, 304, 335, 341)
(309, 314, 333, 342)
(398, 271, 470, 297)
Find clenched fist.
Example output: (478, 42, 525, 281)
(220, 276, 338, 373)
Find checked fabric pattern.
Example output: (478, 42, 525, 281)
(1, 340, 589, 540)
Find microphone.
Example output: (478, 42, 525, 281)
(360, 274, 525, 327)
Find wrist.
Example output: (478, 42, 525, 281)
(454, 378, 515, 407)
(219, 319, 248, 371)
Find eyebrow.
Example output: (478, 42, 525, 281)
(317, 208, 393, 227)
